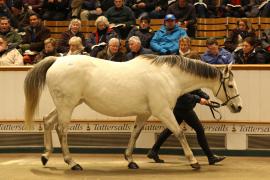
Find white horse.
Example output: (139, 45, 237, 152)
(24, 54, 242, 171)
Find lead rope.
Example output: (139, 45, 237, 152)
(206, 101, 222, 120)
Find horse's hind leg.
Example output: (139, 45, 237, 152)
(154, 108, 199, 169)
(56, 108, 82, 170)
(124, 114, 150, 169)
(41, 109, 58, 166)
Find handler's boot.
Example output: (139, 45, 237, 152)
(147, 150, 165, 163)
(208, 155, 226, 165)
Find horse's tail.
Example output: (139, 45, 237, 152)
(24, 56, 57, 129)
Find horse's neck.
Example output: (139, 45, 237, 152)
(178, 72, 220, 95)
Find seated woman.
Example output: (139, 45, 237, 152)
(178, 36, 201, 60)
(233, 37, 269, 64)
(34, 38, 60, 63)
(0, 35, 23, 66)
(86, 16, 118, 57)
(66, 36, 89, 55)
(97, 37, 126, 62)
(225, 18, 256, 52)
(57, 19, 86, 54)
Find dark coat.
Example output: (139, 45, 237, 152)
(167, 2, 197, 26)
(57, 30, 86, 53)
(97, 48, 126, 62)
(126, 47, 153, 60)
(86, 27, 118, 56)
(233, 47, 270, 64)
(224, 29, 256, 52)
(22, 23, 51, 52)
(174, 90, 209, 111)
(34, 49, 60, 63)
(105, 6, 136, 28)
(126, 26, 154, 49)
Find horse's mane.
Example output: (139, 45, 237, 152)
(141, 54, 221, 79)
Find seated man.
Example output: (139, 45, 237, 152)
(125, 0, 156, 18)
(220, 0, 250, 17)
(20, 13, 51, 53)
(0, 17, 22, 49)
(41, 0, 69, 20)
(150, 14, 187, 55)
(201, 37, 233, 64)
(105, 0, 136, 39)
(126, 36, 153, 60)
(167, 0, 197, 37)
(126, 15, 154, 50)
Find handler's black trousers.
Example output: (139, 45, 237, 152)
(151, 109, 214, 158)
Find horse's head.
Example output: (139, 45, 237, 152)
(215, 63, 242, 113)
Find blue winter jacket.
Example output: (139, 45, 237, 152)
(150, 25, 187, 54)
(201, 48, 233, 64)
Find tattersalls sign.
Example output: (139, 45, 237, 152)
(1, 121, 270, 135)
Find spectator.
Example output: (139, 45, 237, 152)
(233, 37, 270, 64)
(23, 0, 43, 15)
(259, 0, 270, 17)
(86, 16, 118, 57)
(220, 0, 250, 17)
(125, 0, 156, 18)
(126, 36, 153, 60)
(0, 35, 23, 66)
(261, 29, 270, 53)
(178, 36, 201, 59)
(10, 0, 33, 31)
(34, 38, 60, 63)
(0, 17, 22, 49)
(66, 36, 89, 55)
(105, 0, 136, 39)
(224, 18, 256, 52)
(41, 0, 69, 20)
(202, 37, 233, 64)
(81, 0, 103, 20)
(126, 15, 154, 50)
(149, 0, 172, 19)
(20, 13, 51, 53)
(150, 14, 187, 55)
(97, 37, 126, 61)
(191, 0, 217, 18)
(167, 0, 197, 37)
(100, 0, 114, 11)
(57, 18, 86, 54)
(0, 0, 17, 28)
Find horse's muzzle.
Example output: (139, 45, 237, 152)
(231, 104, 242, 113)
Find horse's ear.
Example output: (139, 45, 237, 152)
(223, 63, 232, 77)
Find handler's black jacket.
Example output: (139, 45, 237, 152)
(174, 89, 209, 111)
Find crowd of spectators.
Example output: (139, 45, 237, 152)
(0, 0, 270, 66)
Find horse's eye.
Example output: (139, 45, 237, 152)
(228, 85, 234, 88)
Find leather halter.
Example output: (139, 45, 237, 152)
(206, 71, 240, 120)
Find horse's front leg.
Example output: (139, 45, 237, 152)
(56, 111, 82, 171)
(154, 108, 200, 169)
(41, 109, 57, 166)
(124, 114, 150, 169)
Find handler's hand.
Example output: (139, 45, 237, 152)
(200, 98, 209, 105)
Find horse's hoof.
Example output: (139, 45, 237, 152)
(128, 162, 139, 169)
(41, 156, 48, 166)
(190, 162, 201, 170)
(71, 164, 83, 171)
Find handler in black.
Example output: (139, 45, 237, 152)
(147, 89, 225, 165)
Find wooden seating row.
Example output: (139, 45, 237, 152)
(196, 17, 270, 39)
